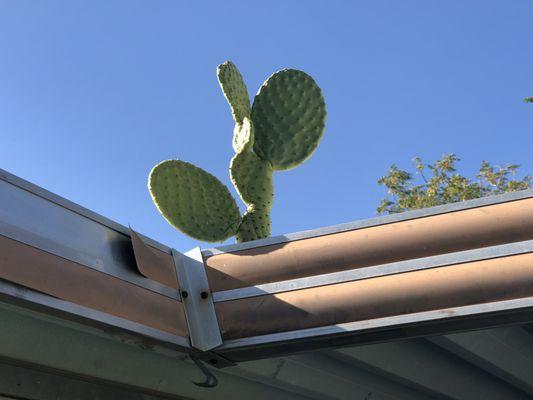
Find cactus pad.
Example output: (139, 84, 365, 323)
(251, 69, 326, 170)
(149, 160, 241, 242)
(230, 149, 273, 209)
(217, 61, 251, 125)
(236, 207, 271, 242)
(150, 62, 327, 244)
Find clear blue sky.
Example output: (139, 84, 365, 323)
(1, 1, 532, 250)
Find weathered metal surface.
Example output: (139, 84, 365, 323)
(130, 228, 180, 289)
(0, 169, 178, 299)
(216, 253, 533, 340)
(2, 167, 533, 378)
(0, 234, 188, 337)
(213, 239, 533, 302)
(204, 197, 533, 291)
(218, 297, 533, 363)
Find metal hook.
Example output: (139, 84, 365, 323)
(191, 357, 218, 388)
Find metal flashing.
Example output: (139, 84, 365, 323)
(172, 248, 222, 351)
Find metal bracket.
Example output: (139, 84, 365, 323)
(171, 247, 222, 352)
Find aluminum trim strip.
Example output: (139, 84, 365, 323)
(0, 171, 180, 300)
(172, 248, 222, 351)
(203, 189, 533, 256)
(212, 239, 533, 302)
(219, 296, 533, 349)
(0, 278, 190, 350)
(0, 168, 171, 254)
(0, 222, 180, 301)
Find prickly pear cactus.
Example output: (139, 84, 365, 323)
(217, 61, 251, 126)
(252, 69, 326, 170)
(149, 160, 241, 242)
(149, 61, 326, 243)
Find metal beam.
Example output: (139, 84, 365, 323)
(430, 327, 533, 395)
(331, 339, 531, 400)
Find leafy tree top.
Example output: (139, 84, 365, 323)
(377, 154, 532, 214)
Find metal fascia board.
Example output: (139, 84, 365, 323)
(172, 248, 222, 351)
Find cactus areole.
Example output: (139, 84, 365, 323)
(149, 62, 327, 242)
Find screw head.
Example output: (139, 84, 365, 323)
(200, 291, 209, 299)
(181, 290, 188, 299)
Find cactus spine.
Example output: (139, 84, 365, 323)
(149, 61, 326, 243)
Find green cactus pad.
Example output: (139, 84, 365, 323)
(236, 207, 271, 242)
(217, 61, 251, 125)
(232, 116, 254, 153)
(149, 160, 241, 242)
(251, 69, 326, 170)
(230, 149, 273, 209)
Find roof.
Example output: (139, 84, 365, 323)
(1, 167, 533, 399)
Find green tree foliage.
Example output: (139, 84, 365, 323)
(377, 154, 532, 214)
(525, 97, 533, 103)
